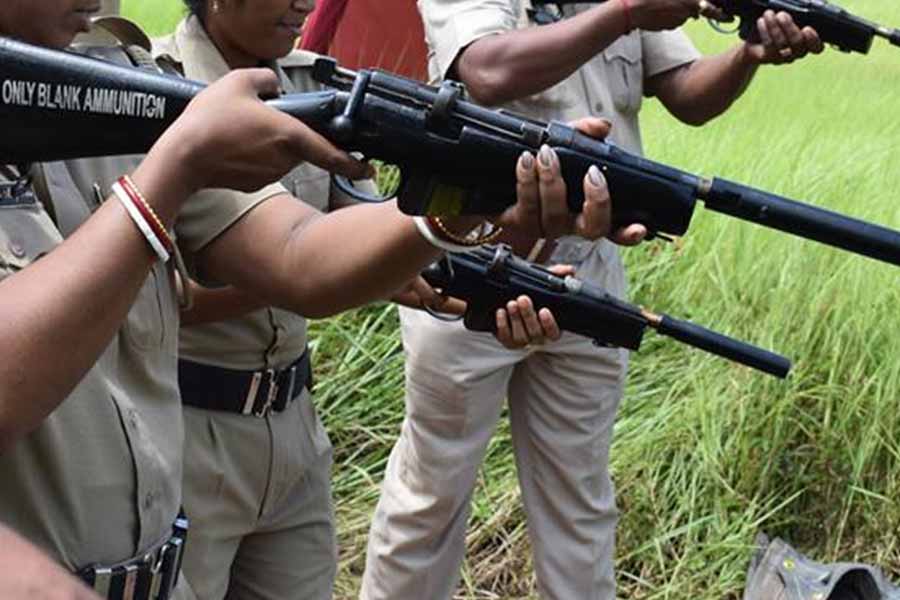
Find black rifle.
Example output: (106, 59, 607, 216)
(421, 245, 792, 378)
(1, 38, 899, 266)
(707, 0, 900, 54)
(531, 0, 900, 54)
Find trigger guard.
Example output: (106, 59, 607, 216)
(707, 16, 741, 35)
(424, 305, 464, 322)
(332, 174, 391, 203)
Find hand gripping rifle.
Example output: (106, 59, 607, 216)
(1, 38, 899, 266)
(421, 245, 792, 378)
(531, 0, 900, 54)
(706, 0, 900, 54)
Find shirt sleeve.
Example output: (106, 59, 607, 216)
(418, 0, 521, 79)
(175, 182, 287, 252)
(641, 28, 702, 79)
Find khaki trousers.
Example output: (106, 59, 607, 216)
(361, 247, 628, 600)
(180, 390, 335, 600)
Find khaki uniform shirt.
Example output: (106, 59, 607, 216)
(0, 21, 284, 571)
(155, 16, 365, 371)
(417, 0, 701, 263)
(0, 161, 184, 570)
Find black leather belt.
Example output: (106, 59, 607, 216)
(178, 350, 313, 418)
(78, 513, 188, 600)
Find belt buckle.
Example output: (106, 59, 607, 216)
(252, 369, 278, 417)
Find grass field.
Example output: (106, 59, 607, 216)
(124, 2, 900, 598)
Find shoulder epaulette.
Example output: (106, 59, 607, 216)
(278, 49, 321, 70)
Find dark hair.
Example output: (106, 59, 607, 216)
(183, 0, 207, 20)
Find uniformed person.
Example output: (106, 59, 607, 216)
(0, 3, 623, 600)
(361, 1, 824, 599)
(148, 2, 609, 598)
(0, 5, 365, 600)
(155, 2, 385, 598)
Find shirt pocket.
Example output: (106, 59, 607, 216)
(0, 202, 62, 282)
(549, 236, 596, 268)
(602, 33, 644, 115)
(123, 263, 169, 351)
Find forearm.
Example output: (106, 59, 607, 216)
(457, 2, 628, 106)
(180, 283, 268, 326)
(0, 155, 187, 450)
(652, 44, 759, 125)
(202, 198, 450, 319)
(0, 523, 101, 600)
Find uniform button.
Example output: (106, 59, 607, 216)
(143, 491, 154, 510)
(8, 240, 25, 259)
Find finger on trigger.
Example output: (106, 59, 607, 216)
(411, 277, 439, 307)
(286, 120, 369, 179)
(440, 296, 467, 316)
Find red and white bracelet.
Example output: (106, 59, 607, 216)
(111, 175, 175, 263)
(413, 216, 473, 253)
(413, 216, 505, 253)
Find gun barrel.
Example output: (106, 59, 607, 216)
(876, 26, 900, 46)
(700, 178, 900, 266)
(650, 313, 792, 378)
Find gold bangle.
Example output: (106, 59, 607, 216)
(429, 217, 503, 246)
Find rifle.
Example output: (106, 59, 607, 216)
(420, 245, 792, 378)
(1, 38, 899, 266)
(531, 0, 900, 54)
(706, 0, 900, 54)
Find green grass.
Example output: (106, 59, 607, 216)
(127, 2, 900, 598)
(121, 0, 184, 36)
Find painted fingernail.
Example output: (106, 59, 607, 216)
(538, 145, 553, 168)
(520, 151, 534, 169)
(588, 165, 603, 187)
